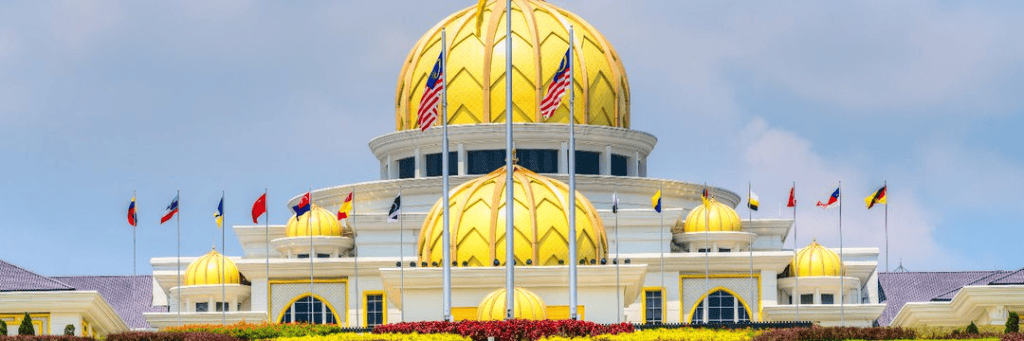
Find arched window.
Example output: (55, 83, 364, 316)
(692, 290, 750, 323)
(280, 296, 337, 324)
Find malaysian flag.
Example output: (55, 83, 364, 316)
(417, 53, 445, 131)
(540, 48, 572, 120)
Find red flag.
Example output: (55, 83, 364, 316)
(251, 193, 267, 224)
(787, 186, 796, 208)
(127, 196, 137, 227)
(337, 192, 353, 220)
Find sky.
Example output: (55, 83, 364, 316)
(1, 0, 1022, 276)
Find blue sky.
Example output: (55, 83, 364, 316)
(1, 1, 1021, 276)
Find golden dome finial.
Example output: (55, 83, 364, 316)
(418, 165, 607, 267)
(397, 0, 629, 131)
(790, 240, 843, 277)
(184, 248, 241, 286)
(477, 287, 547, 321)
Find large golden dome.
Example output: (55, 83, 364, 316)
(477, 287, 547, 321)
(395, 0, 629, 131)
(184, 248, 241, 286)
(681, 199, 743, 233)
(285, 205, 354, 238)
(417, 165, 607, 267)
(790, 240, 843, 277)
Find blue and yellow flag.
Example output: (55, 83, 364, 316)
(651, 190, 662, 213)
(214, 195, 224, 228)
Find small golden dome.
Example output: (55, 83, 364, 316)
(418, 165, 607, 267)
(396, 0, 629, 131)
(682, 199, 742, 233)
(790, 240, 843, 277)
(184, 248, 241, 286)
(285, 204, 353, 238)
(477, 287, 547, 321)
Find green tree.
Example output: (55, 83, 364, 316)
(0, 319, 7, 336)
(1007, 311, 1020, 334)
(18, 313, 34, 336)
(966, 321, 979, 334)
(64, 324, 75, 336)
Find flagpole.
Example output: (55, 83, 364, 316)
(748, 182, 755, 321)
(839, 180, 845, 326)
(614, 193, 621, 323)
(567, 24, 578, 321)
(793, 182, 799, 321)
(440, 26, 453, 323)
(703, 183, 709, 323)
(660, 181, 665, 309)
(133, 188, 137, 276)
(399, 188, 405, 323)
(222, 190, 226, 324)
(309, 187, 314, 323)
(176, 189, 181, 326)
(884, 180, 889, 273)
(264, 188, 270, 323)
(504, 0, 515, 321)
(352, 189, 359, 327)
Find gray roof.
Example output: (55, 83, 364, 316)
(991, 269, 1024, 285)
(878, 268, 1024, 326)
(53, 275, 167, 330)
(0, 260, 74, 292)
(877, 271, 1002, 326)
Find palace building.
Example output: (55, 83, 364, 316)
(5, 0, 1021, 336)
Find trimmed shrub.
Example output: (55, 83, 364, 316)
(1007, 312, 1020, 334)
(280, 333, 469, 341)
(968, 322, 980, 335)
(751, 326, 916, 341)
(0, 320, 6, 336)
(0, 336, 96, 341)
(108, 331, 241, 341)
(374, 320, 633, 341)
(17, 314, 33, 336)
(168, 323, 351, 341)
(64, 324, 75, 336)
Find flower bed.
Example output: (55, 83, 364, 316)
(751, 326, 917, 341)
(538, 327, 757, 341)
(1003, 333, 1024, 341)
(108, 332, 242, 341)
(167, 323, 352, 341)
(373, 320, 634, 341)
(0, 336, 98, 341)
(278, 333, 469, 341)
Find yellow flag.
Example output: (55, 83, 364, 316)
(651, 190, 662, 213)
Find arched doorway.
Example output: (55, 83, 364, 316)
(691, 289, 751, 323)
(278, 295, 339, 324)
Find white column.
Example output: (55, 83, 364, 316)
(559, 142, 568, 174)
(386, 155, 396, 180)
(414, 148, 423, 178)
(601, 146, 611, 175)
(759, 269, 777, 321)
(814, 289, 821, 304)
(627, 152, 638, 176)
(457, 143, 467, 175)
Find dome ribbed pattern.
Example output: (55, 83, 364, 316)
(476, 287, 547, 321)
(285, 205, 353, 238)
(184, 248, 240, 286)
(681, 199, 742, 233)
(417, 165, 607, 267)
(790, 240, 843, 277)
(396, 0, 629, 131)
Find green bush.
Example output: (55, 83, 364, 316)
(17, 314, 34, 336)
(967, 322, 980, 335)
(1007, 312, 1020, 334)
(0, 320, 7, 336)
(64, 324, 75, 336)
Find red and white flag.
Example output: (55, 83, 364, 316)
(540, 48, 572, 120)
(417, 53, 445, 131)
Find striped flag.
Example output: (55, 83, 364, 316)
(417, 53, 445, 131)
(337, 191, 353, 220)
(817, 187, 840, 209)
(127, 196, 137, 227)
(865, 185, 887, 209)
(160, 194, 179, 224)
(540, 48, 572, 120)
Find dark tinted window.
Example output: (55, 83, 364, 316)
(575, 151, 600, 175)
(612, 154, 628, 176)
(468, 149, 506, 174)
(398, 157, 415, 179)
(518, 149, 559, 173)
(426, 152, 458, 177)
